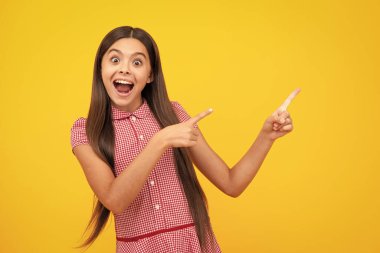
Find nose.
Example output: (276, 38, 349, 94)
(119, 63, 130, 74)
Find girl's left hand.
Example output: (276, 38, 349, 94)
(260, 88, 301, 141)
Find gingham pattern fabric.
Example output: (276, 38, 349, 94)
(71, 100, 221, 253)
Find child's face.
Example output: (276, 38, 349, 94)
(101, 38, 153, 112)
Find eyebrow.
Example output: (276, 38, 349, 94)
(107, 48, 147, 59)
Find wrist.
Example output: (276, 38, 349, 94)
(258, 130, 276, 144)
(152, 130, 169, 151)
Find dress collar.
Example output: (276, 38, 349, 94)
(111, 99, 150, 120)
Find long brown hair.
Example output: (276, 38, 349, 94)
(76, 26, 213, 251)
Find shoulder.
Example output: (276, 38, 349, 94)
(70, 117, 89, 149)
(171, 101, 185, 110)
(71, 117, 87, 129)
(171, 101, 189, 114)
(171, 101, 191, 123)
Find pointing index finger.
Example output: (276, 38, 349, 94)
(187, 108, 213, 125)
(278, 88, 301, 112)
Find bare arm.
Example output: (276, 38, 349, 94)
(73, 109, 213, 215)
(189, 88, 301, 197)
(189, 130, 274, 197)
(73, 134, 167, 215)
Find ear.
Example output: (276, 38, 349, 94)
(147, 72, 154, 84)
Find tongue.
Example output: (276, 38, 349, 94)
(115, 84, 132, 93)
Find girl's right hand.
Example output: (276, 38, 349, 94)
(157, 108, 213, 148)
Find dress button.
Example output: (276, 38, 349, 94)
(154, 204, 160, 210)
(130, 116, 136, 122)
(150, 180, 155, 186)
(139, 135, 144, 140)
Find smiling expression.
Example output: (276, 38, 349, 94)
(101, 38, 153, 112)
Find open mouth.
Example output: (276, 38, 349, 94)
(113, 79, 134, 95)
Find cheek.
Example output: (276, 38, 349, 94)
(137, 67, 152, 82)
(101, 65, 114, 82)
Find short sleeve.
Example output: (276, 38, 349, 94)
(70, 117, 89, 150)
(171, 101, 191, 122)
(171, 101, 198, 128)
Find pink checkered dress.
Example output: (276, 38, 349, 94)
(71, 100, 221, 253)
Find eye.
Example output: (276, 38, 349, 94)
(111, 57, 120, 63)
(133, 59, 143, 66)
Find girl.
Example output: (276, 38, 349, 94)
(71, 26, 300, 253)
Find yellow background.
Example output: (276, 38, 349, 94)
(0, 0, 379, 252)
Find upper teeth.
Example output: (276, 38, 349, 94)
(115, 80, 132, 84)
